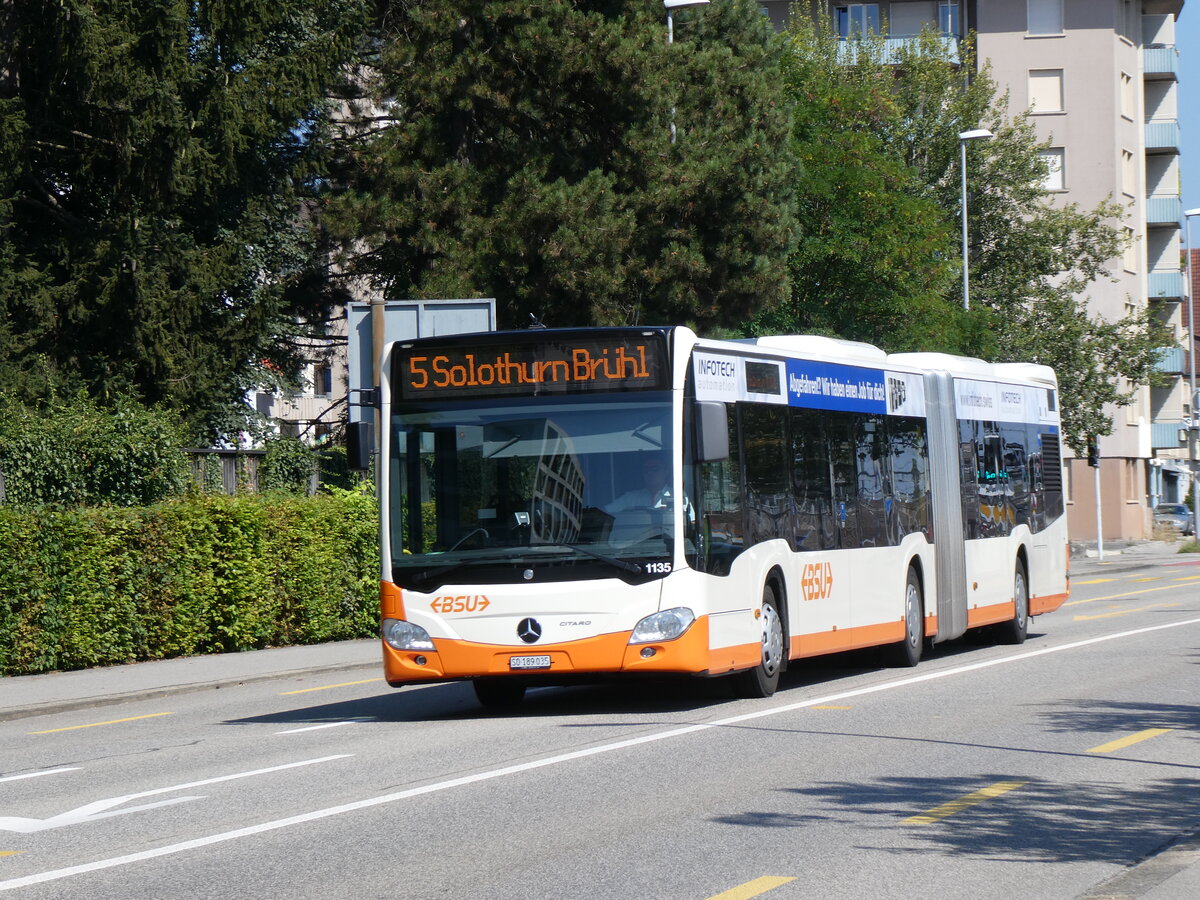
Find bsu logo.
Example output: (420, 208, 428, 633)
(801, 562, 833, 602)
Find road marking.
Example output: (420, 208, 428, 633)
(1074, 578, 1115, 585)
(1173, 575, 1200, 582)
(5, 616, 1200, 892)
(275, 720, 374, 734)
(279, 678, 382, 696)
(812, 705, 852, 710)
(0, 756, 350, 834)
(28, 713, 173, 735)
(1132, 577, 1161, 582)
(708, 876, 796, 899)
(1065, 582, 1188, 607)
(0, 769, 80, 785)
(1074, 602, 1180, 622)
(1087, 728, 1172, 754)
(0, 853, 21, 858)
(904, 780, 1027, 825)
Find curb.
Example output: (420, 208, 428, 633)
(0, 659, 380, 725)
(1079, 829, 1200, 899)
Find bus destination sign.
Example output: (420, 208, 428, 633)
(396, 334, 671, 400)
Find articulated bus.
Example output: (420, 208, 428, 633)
(376, 327, 1068, 706)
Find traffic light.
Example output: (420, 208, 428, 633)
(1087, 435, 1100, 468)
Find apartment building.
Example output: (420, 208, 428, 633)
(763, 0, 1190, 540)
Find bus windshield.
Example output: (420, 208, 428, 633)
(388, 393, 676, 590)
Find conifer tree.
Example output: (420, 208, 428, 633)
(324, 0, 797, 331)
(0, 0, 366, 438)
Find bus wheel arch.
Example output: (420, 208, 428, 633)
(733, 571, 787, 699)
(998, 552, 1030, 645)
(886, 564, 924, 667)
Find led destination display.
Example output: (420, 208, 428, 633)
(395, 333, 671, 400)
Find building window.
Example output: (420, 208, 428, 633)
(1122, 226, 1137, 272)
(312, 363, 332, 397)
(1120, 72, 1134, 119)
(1039, 148, 1065, 191)
(1119, 0, 1137, 41)
(1027, 0, 1063, 35)
(835, 3, 880, 36)
(938, 2, 959, 35)
(1028, 69, 1064, 113)
(1121, 149, 1135, 196)
(1125, 459, 1140, 501)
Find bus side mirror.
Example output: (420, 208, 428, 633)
(346, 420, 374, 472)
(695, 401, 729, 462)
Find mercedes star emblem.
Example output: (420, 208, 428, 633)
(517, 617, 542, 644)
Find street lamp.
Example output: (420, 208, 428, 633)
(958, 128, 994, 311)
(1185, 207, 1200, 538)
(664, 0, 710, 144)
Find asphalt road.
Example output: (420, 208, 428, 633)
(2, 555, 1199, 899)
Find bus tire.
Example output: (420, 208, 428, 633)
(733, 583, 785, 699)
(473, 677, 527, 708)
(886, 567, 924, 668)
(998, 560, 1029, 645)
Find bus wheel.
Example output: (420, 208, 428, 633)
(473, 677, 527, 709)
(998, 560, 1029, 645)
(886, 567, 924, 668)
(734, 584, 785, 699)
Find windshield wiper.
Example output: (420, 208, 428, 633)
(527, 542, 643, 574)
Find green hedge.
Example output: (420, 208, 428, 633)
(0, 489, 380, 676)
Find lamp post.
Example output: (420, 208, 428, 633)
(1185, 207, 1200, 539)
(664, 0, 709, 144)
(958, 128, 994, 311)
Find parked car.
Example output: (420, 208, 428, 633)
(1153, 503, 1195, 535)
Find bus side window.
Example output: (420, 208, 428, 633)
(959, 419, 980, 540)
(854, 414, 891, 547)
(890, 416, 931, 542)
(699, 404, 744, 576)
(741, 403, 788, 547)
(827, 411, 860, 550)
(790, 408, 835, 551)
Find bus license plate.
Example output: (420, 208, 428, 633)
(509, 655, 551, 670)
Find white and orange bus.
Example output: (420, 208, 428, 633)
(374, 327, 1068, 706)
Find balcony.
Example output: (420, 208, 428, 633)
(1146, 195, 1183, 226)
(1146, 119, 1181, 153)
(836, 34, 960, 66)
(1154, 345, 1186, 373)
(1151, 422, 1189, 450)
(1149, 269, 1185, 300)
(1143, 45, 1179, 79)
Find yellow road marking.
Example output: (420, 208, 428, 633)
(904, 780, 1027, 825)
(812, 705, 852, 710)
(1074, 602, 1180, 622)
(29, 712, 174, 735)
(708, 877, 797, 900)
(1073, 578, 1115, 585)
(0, 852, 23, 857)
(1087, 728, 1172, 754)
(1173, 575, 1200, 582)
(1065, 582, 1188, 607)
(280, 678, 383, 696)
(1132, 577, 1162, 582)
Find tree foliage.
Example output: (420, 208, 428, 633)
(0, 0, 366, 440)
(324, 0, 797, 331)
(756, 22, 965, 352)
(772, 25, 1168, 450)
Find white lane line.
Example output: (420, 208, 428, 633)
(0, 757, 351, 835)
(275, 721, 372, 735)
(0, 768, 82, 785)
(4, 616, 1199, 891)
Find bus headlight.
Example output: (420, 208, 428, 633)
(382, 618, 435, 651)
(629, 608, 695, 644)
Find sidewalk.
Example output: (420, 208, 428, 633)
(0, 638, 380, 724)
(1070, 537, 1194, 577)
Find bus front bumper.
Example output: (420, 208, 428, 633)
(382, 616, 712, 686)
